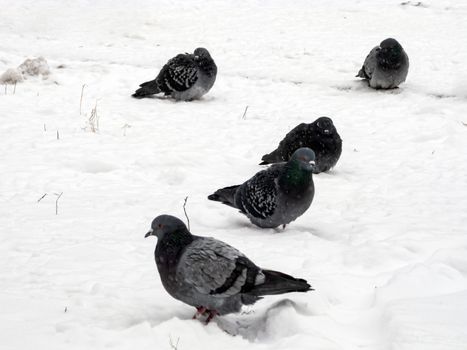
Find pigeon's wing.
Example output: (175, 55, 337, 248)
(260, 123, 309, 164)
(236, 166, 282, 219)
(156, 54, 199, 94)
(277, 123, 311, 159)
(177, 238, 262, 297)
(358, 46, 379, 79)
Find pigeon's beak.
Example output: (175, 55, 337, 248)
(309, 160, 316, 168)
(144, 229, 154, 238)
(194, 55, 200, 60)
(323, 129, 330, 134)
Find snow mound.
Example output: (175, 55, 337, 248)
(0, 57, 50, 85)
(0, 68, 23, 84)
(18, 57, 50, 78)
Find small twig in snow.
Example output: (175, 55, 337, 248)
(37, 193, 47, 202)
(55, 192, 63, 215)
(13, 82, 16, 94)
(242, 105, 249, 120)
(80, 84, 86, 115)
(183, 196, 190, 231)
(122, 123, 132, 136)
(87, 100, 100, 132)
(43, 124, 47, 132)
(169, 335, 180, 350)
(4, 84, 6, 95)
(56, 130, 60, 140)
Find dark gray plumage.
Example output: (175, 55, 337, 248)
(260, 117, 342, 173)
(132, 48, 217, 100)
(145, 215, 312, 322)
(208, 148, 315, 228)
(356, 38, 409, 89)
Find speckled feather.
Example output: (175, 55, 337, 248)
(132, 48, 217, 100)
(157, 54, 198, 93)
(260, 118, 342, 174)
(236, 166, 280, 219)
(209, 148, 315, 228)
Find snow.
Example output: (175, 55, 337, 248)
(1, 0, 467, 349)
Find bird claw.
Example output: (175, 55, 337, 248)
(205, 310, 218, 325)
(192, 306, 207, 319)
(192, 307, 218, 324)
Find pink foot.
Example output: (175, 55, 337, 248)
(192, 306, 207, 319)
(205, 310, 218, 325)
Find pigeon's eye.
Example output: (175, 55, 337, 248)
(158, 224, 163, 229)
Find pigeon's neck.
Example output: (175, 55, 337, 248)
(378, 49, 403, 70)
(198, 58, 217, 77)
(155, 229, 194, 263)
(279, 160, 313, 194)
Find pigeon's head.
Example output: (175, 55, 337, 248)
(145, 215, 188, 239)
(378, 38, 404, 68)
(380, 38, 402, 51)
(314, 117, 337, 136)
(290, 147, 316, 171)
(194, 47, 211, 60)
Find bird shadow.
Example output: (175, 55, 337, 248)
(228, 218, 292, 234)
(215, 299, 312, 340)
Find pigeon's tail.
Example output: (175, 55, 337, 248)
(132, 79, 161, 98)
(356, 66, 369, 79)
(248, 269, 312, 297)
(207, 185, 239, 208)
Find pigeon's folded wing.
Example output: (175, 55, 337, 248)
(177, 238, 261, 297)
(237, 167, 280, 219)
(361, 46, 380, 78)
(157, 54, 198, 93)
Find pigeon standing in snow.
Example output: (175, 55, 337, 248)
(132, 48, 217, 100)
(260, 117, 342, 174)
(208, 147, 315, 229)
(356, 38, 409, 89)
(145, 215, 312, 323)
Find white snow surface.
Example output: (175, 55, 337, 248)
(1, 1, 467, 349)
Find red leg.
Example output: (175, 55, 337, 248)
(192, 306, 207, 319)
(205, 310, 218, 324)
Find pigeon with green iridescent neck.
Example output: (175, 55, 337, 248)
(145, 215, 312, 323)
(208, 147, 315, 229)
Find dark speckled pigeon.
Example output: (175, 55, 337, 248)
(145, 215, 312, 323)
(356, 38, 409, 89)
(208, 148, 315, 229)
(132, 48, 217, 100)
(260, 117, 342, 173)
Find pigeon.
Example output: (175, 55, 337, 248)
(260, 117, 342, 174)
(132, 47, 217, 100)
(208, 147, 315, 228)
(145, 214, 312, 323)
(356, 38, 409, 89)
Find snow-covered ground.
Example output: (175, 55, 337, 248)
(1, 0, 467, 349)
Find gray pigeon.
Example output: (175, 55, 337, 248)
(356, 38, 409, 89)
(208, 147, 315, 228)
(260, 117, 342, 174)
(145, 215, 312, 323)
(132, 48, 217, 100)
